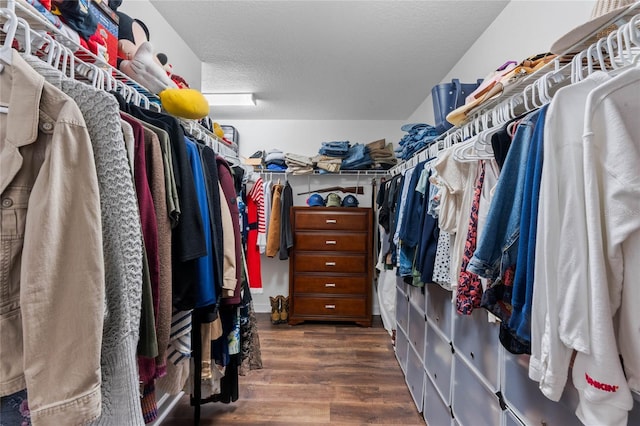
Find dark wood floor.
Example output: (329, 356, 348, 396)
(161, 313, 426, 425)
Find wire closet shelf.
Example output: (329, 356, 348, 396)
(390, 2, 640, 176)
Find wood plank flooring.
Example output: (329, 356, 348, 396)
(161, 314, 426, 425)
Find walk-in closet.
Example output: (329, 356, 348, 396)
(2, 0, 640, 425)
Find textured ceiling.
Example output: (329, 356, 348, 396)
(150, 1, 509, 120)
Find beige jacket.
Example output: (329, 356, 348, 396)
(218, 181, 237, 296)
(0, 51, 105, 425)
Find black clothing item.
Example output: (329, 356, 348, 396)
(198, 145, 224, 291)
(491, 124, 513, 170)
(232, 164, 245, 194)
(417, 174, 440, 284)
(279, 182, 294, 260)
(214, 354, 240, 403)
(387, 174, 404, 265)
(386, 174, 403, 245)
(377, 180, 389, 233)
(196, 143, 225, 322)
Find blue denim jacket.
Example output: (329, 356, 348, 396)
(467, 109, 541, 280)
(398, 162, 426, 276)
(509, 104, 548, 343)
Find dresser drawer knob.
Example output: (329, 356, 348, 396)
(325, 261, 336, 266)
(325, 219, 337, 224)
(325, 240, 337, 245)
(325, 283, 336, 287)
(325, 304, 336, 309)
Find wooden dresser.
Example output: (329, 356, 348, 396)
(288, 206, 373, 327)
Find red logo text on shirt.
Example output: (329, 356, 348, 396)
(585, 373, 619, 392)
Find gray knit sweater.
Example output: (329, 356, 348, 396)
(25, 57, 145, 426)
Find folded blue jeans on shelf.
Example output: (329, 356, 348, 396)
(341, 144, 372, 170)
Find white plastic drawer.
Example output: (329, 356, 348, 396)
(408, 284, 425, 315)
(425, 321, 453, 404)
(629, 397, 640, 425)
(452, 308, 500, 391)
(452, 355, 502, 426)
(395, 326, 409, 375)
(424, 372, 453, 426)
(502, 351, 581, 426)
(396, 287, 408, 334)
(426, 284, 453, 340)
(408, 302, 426, 362)
(406, 344, 425, 413)
(504, 409, 526, 426)
(397, 278, 408, 296)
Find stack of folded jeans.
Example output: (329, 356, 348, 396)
(341, 143, 373, 170)
(265, 149, 287, 171)
(318, 141, 350, 157)
(312, 155, 342, 173)
(395, 123, 440, 161)
(285, 153, 314, 175)
(367, 139, 397, 170)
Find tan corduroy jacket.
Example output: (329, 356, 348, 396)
(0, 51, 105, 425)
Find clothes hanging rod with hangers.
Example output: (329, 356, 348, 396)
(2, 0, 242, 164)
(389, 8, 640, 177)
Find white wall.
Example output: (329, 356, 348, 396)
(119, 0, 202, 89)
(408, 0, 597, 123)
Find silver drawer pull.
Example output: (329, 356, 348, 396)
(325, 283, 336, 288)
(325, 219, 337, 224)
(325, 240, 337, 245)
(325, 304, 336, 309)
(325, 262, 336, 266)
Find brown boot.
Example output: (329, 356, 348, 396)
(279, 296, 289, 324)
(270, 296, 281, 324)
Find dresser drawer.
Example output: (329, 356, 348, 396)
(294, 232, 367, 252)
(293, 253, 367, 273)
(293, 275, 369, 295)
(293, 296, 367, 317)
(294, 209, 369, 231)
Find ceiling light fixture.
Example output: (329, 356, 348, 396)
(204, 93, 256, 106)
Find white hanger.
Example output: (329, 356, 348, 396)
(41, 33, 57, 66)
(571, 49, 588, 83)
(0, 7, 18, 72)
(15, 16, 31, 55)
(630, 15, 640, 65)
(607, 28, 625, 70)
(428, 137, 439, 158)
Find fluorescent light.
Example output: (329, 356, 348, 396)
(204, 93, 256, 106)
